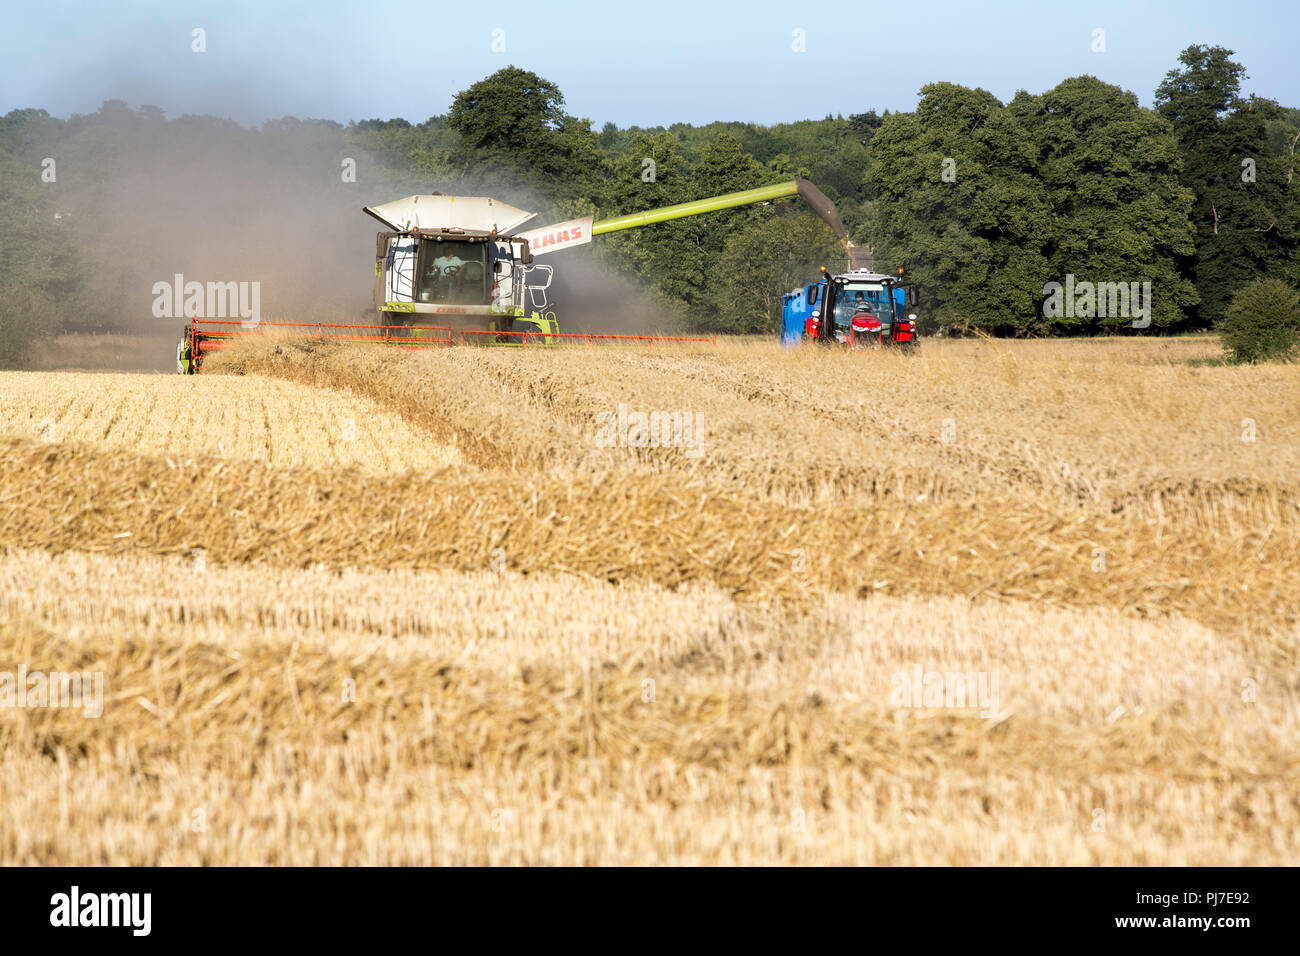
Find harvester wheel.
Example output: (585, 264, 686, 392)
(176, 327, 193, 374)
(506, 317, 537, 345)
(380, 312, 411, 339)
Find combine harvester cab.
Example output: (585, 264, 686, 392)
(365, 193, 563, 345)
(782, 266, 920, 351)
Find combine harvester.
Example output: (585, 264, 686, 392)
(179, 179, 879, 371)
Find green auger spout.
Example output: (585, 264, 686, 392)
(590, 177, 862, 266)
(592, 181, 801, 235)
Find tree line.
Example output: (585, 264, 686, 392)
(1, 45, 1298, 364)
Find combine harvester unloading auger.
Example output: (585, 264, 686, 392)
(178, 179, 878, 372)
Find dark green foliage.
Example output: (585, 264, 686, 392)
(867, 78, 1199, 335)
(866, 83, 1054, 334)
(847, 111, 883, 145)
(1155, 46, 1300, 324)
(705, 212, 845, 334)
(1012, 76, 1199, 332)
(446, 66, 600, 205)
(593, 131, 778, 316)
(1218, 277, 1300, 363)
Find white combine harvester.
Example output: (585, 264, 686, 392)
(364, 192, 575, 342)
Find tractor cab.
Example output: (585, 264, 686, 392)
(831, 278, 896, 342)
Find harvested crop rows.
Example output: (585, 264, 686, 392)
(1, 337, 1298, 864)
(0, 371, 459, 475)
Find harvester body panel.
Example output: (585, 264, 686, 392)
(363, 194, 536, 235)
(516, 217, 594, 256)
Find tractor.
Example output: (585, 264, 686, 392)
(781, 266, 919, 351)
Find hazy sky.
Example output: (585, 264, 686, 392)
(3, 0, 1296, 127)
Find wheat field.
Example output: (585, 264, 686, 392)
(0, 371, 459, 475)
(1, 335, 1297, 865)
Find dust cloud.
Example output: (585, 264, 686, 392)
(45, 109, 678, 370)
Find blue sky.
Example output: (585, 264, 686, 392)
(3, 0, 1296, 127)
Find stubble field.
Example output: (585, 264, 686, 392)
(1, 335, 1297, 864)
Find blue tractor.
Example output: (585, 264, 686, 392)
(782, 266, 919, 351)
